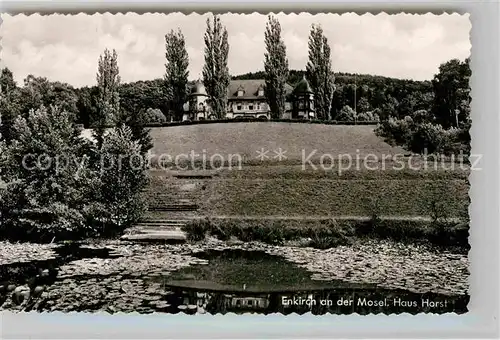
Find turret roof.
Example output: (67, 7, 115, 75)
(293, 75, 314, 94)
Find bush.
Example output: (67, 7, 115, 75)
(335, 105, 356, 121)
(182, 217, 468, 252)
(182, 218, 211, 241)
(0, 107, 152, 242)
(143, 118, 379, 128)
(375, 116, 415, 147)
(376, 117, 470, 156)
(0, 106, 97, 241)
(144, 108, 167, 124)
(308, 219, 355, 249)
(412, 109, 434, 124)
(428, 221, 469, 249)
(408, 122, 445, 154)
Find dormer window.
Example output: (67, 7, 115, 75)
(237, 84, 245, 97)
(257, 85, 265, 97)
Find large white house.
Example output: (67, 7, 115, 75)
(182, 76, 316, 121)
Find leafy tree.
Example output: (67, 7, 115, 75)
(357, 97, 371, 113)
(119, 108, 154, 155)
(95, 48, 121, 147)
(0, 105, 96, 241)
(165, 29, 189, 122)
(18, 76, 79, 116)
(397, 95, 416, 117)
(306, 24, 335, 120)
(21, 75, 53, 113)
(85, 125, 149, 231)
(119, 79, 169, 120)
(202, 15, 230, 119)
(75, 86, 99, 128)
(264, 15, 289, 119)
(432, 58, 471, 128)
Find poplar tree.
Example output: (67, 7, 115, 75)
(202, 14, 230, 119)
(306, 25, 335, 120)
(0, 68, 21, 142)
(95, 48, 121, 147)
(264, 15, 289, 119)
(164, 29, 189, 122)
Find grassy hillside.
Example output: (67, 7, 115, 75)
(147, 123, 406, 164)
(147, 167, 469, 219)
(83, 122, 467, 219)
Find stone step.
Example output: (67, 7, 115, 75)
(135, 225, 187, 229)
(131, 228, 183, 234)
(173, 175, 213, 179)
(138, 219, 191, 224)
(149, 205, 199, 212)
(121, 231, 187, 242)
(144, 213, 199, 220)
(147, 200, 197, 206)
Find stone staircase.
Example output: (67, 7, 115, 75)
(121, 202, 200, 243)
(120, 173, 210, 242)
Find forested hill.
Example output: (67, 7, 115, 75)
(232, 69, 431, 90)
(233, 69, 433, 120)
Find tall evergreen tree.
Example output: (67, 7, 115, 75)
(306, 25, 335, 120)
(264, 15, 289, 119)
(95, 48, 121, 147)
(164, 29, 190, 122)
(202, 15, 230, 119)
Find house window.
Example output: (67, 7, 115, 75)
(238, 90, 243, 97)
(237, 105, 242, 110)
(258, 90, 264, 96)
(257, 104, 260, 110)
(247, 300, 253, 306)
(249, 105, 253, 110)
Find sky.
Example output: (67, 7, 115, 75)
(0, 12, 471, 88)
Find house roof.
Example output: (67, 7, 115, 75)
(227, 79, 294, 100)
(187, 79, 295, 100)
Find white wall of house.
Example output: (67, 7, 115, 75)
(229, 101, 269, 114)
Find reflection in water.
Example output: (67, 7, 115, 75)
(154, 287, 468, 315)
(153, 249, 468, 315)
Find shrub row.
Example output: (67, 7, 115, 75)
(90, 118, 380, 129)
(375, 116, 471, 156)
(181, 217, 469, 252)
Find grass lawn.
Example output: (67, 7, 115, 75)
(147, 122, 406, 162)
(143, 123, 469, 219)
(201, 178, 468, 217)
